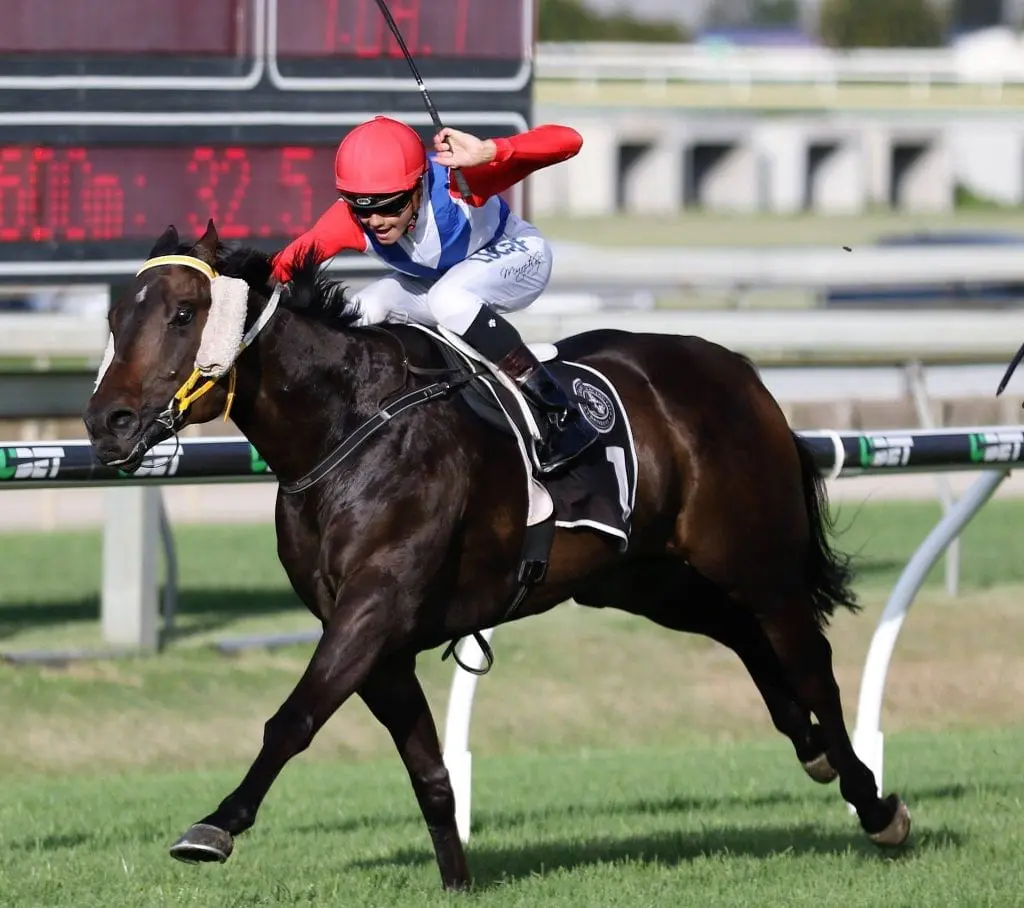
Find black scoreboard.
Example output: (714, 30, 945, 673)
(0, 0, 534, 282)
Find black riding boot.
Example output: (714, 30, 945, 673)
(459, 305, 600, 474)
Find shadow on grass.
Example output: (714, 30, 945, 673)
(0, 588, 300, 641)
(8, 784, 979, 866)
(286, 778, 1010, 844)
(6, 832, 93, 853)
(351, 820, 964, 888)
(288, 790, 822, 842)
(5, 815, 173, 854)
(287, 781, 988, 865)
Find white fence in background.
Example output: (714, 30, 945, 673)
(5, 243, 1024, 361)
(536, 40, 1024, 90)
(5, 243, 1024, 292)
(6, 308, 1024, 365)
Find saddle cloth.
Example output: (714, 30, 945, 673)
(411, 325, 639, 550)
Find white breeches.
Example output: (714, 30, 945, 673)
(351, 215, 553, 335)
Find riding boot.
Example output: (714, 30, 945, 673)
(459, 305, 601, 474)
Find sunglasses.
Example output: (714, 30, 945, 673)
(342, 191, 415, 217)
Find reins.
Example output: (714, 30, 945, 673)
(277, 372, 478, 495)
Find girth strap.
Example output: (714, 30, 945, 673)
(441, 511, 557, 676)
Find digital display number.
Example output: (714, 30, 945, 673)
(0, 144, 337, 244)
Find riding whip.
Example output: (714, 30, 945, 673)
(370, 0, 474, 200)
(996, 339, 1024, 397)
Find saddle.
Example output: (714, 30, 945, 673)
(409, 324, 638, 577)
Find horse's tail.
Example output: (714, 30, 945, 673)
(792, 431, 860, 627)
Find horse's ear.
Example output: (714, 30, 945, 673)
(148, 225, 180, 258)
(192, 219, 219, 265)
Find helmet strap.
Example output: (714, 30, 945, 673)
(405, 185, 422, 234)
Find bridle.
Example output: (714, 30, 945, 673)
(138, 253, 281, 426)
(106, 253, 281, 468)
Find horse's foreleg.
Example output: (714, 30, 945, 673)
(359, 654, 471, 892)
(167, 600, 389, 865)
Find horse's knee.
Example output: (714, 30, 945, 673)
(263, 705, 315, 755)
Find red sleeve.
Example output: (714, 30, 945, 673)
(453, 124, 583, 207)
(271, 201, 368, 282)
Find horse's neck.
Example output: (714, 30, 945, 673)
(229, 309, 400, 483)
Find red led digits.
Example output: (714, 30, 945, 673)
(0, 145, 126, 242)
(381, 0, 422, 58)
(280, 0, 522, 61)
(279, 147, 314, 236)
(220, 148, 253, 239)
(186, 147, 216, 237)
(0, 147, 30, 241)
(187, 146, 254, 237)
(32, 147, 60, 241)
(319, 0, 454, 57)
(86, 175, 124, 241)
(0, 143, 341, 245)
(454, 0, 467, 54)
(186, 146, 253, 240)
(350, 0, 387, 58)
(53, 147, 93, 242)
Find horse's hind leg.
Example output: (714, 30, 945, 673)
(746, 593, 910, 845)
(358, 652, 471, 891)
(575, 559, 836, 783)
(667, 588, 837, 784)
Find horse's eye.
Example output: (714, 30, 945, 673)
(171, 306, 195, 327)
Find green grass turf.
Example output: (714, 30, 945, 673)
(0, 728, 1021, 906)
(0, 499, 1023, 902)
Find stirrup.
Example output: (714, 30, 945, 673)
(534, 408, 600, 473)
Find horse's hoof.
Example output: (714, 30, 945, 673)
(868, 794, 911, 847)
(169, 823, 234, 864)
(801, 752, 838, 784)
(444, 879, 473, 893)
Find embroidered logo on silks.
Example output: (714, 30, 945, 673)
(572, 379, 615, 433)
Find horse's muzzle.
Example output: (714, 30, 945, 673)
(84, 401, 177, 472)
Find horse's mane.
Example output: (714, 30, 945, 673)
(169, 233, 363, 329)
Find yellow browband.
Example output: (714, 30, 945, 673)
(136, 254, 237, 423)
(136, 254, 218, 282)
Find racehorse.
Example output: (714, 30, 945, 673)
(83, 221, 910, 891)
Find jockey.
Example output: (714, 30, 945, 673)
(270, 115, 599, 475)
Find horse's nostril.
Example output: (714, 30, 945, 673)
(106, 407, 139, 436)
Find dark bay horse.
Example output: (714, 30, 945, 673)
(83, 221, 910, 891)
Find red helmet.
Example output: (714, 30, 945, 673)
(334, 116, 427, 195)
